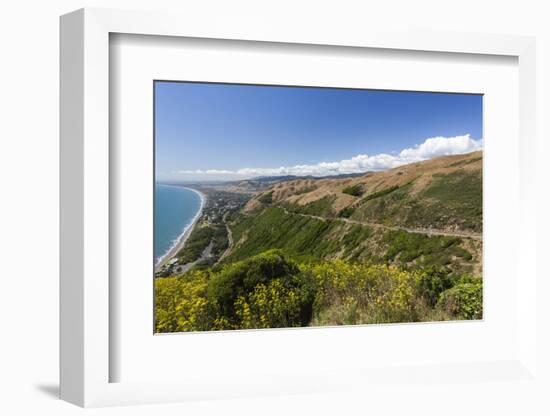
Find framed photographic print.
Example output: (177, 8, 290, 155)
(153, 81, 484, 333)
(60, 8, 539, 408)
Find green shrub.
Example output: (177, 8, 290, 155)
(258, 191, 273, 204)
(338, 207, 355, 218)
(342, 184, 364, 197)
(207, 250, 313, 327)
(437, 280, 482, 320)
(416, 267, 456, 307)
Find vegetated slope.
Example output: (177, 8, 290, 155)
(225, 172, 368, 192)
(226, 206, 479, 275)
(231, 152, 483, 275)
(155, 250, 482, 332)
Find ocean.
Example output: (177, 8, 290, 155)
(154, 184, 203, 264)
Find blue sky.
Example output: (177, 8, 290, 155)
(155, 81, 482, 181)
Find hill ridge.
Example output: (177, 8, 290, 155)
(245, 150, 482, 235)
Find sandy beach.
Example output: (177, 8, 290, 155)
(155, 187, 206, 272)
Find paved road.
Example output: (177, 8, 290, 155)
(217, 212, 234, 262)
(280, 207, 482, 241)
(173, 241, 213, 274)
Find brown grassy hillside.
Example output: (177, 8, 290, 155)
(246, 151, 482, 234)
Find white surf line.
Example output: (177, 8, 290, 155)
(155, 185, 207, 268)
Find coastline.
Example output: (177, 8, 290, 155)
(155, 186, 206, 272)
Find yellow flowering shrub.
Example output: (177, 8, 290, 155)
(154, 270, 211, 332)
(302, 262, 422, 325)
(155, 250, 481, 332)
(235, 280, 304, 329)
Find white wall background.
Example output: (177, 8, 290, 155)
(0, 1, 548, 415)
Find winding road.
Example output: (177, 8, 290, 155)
(213, 205, 481, 265)
(280, 207, 482, 241)
(217, 212, 234, 262)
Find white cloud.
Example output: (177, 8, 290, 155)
(398, 134, 483, 161)
(173, 134, 482, 179)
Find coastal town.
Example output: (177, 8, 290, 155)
(198, 188, 250, 226)
(155, 186, 252, 277)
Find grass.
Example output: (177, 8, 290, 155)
(420, 170, 482, 232)
(227, 206, 475, 274)
(383, 230, 472, 269)
(227, 207, 344, 262)
(341, 225, 372, 258)
(282, 195, 336, 217)
(422, 170, 481, 206)
(350, 183, 412, 224)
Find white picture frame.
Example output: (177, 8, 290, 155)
(60, 7, 538, 408)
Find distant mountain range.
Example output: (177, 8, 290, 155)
(221, 172, 370, 192)
(249, 172, 369, 182)
(159, 172, 369, 190)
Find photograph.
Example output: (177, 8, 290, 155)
(154, 81, 483, 333)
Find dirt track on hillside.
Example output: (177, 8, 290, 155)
(281, 207, 482, 241)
